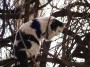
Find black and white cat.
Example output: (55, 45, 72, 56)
(14, 16, 65, 67)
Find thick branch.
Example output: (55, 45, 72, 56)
(52, 9, 90, 18)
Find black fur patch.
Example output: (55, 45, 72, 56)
(18, 40, 32, 49)
(16, 31, 30, 40)
(14, 50, 29, 67)
(30, 19, 41, 38)
(16, 31, 39, 45)
(28, 35, 39, 44)
(50, 19, 63, 31)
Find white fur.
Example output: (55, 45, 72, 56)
(14, 16, 64, 58)
(26, 41, 40, 58)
